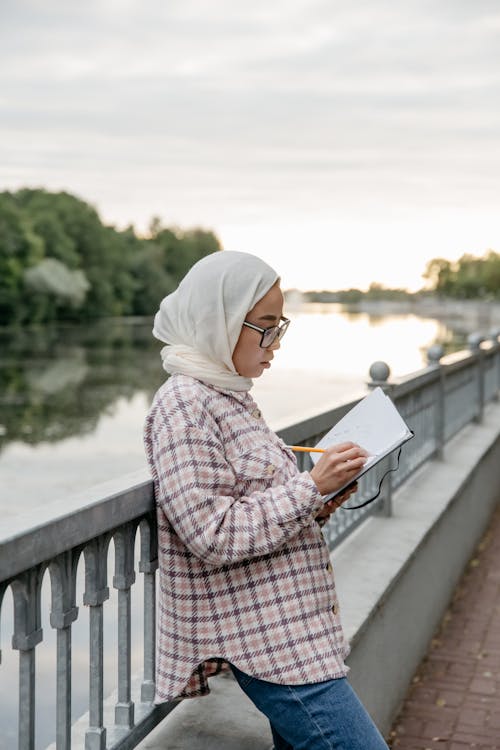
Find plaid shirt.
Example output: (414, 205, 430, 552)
(144, 373, 349, 702)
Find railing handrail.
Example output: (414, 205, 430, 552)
(0, 470, 152, 582)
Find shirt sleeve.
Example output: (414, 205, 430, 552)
(151, 419, 324, 566)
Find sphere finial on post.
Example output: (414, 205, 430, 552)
(489, 328, 500, 344)
(368, 360, 391, 391)
(427, 344, 444, 365)
(468, 332, 483, 351)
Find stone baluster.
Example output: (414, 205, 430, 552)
(83, 536, 111, 750)
(490, 328, 500, 400)
(11, 566, 44, 750)
(468, 333, 484, 423)
(139, 515, 158, 703)
(113, 523, 136, 728)
(0, 581, 7, 665)
(49, 550, 80, 750)
(367, 361, 393, 517)
(427, 344, 445, 459)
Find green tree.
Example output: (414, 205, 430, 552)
(423, 251, 500, 300)
(423, 258, 454, 296)
(482, 250, 500, 297)
(0, 195, 44, 324)
(130, 244, 176, 316)
(156, 227, 221, 280)
(0, 188, 221, 325)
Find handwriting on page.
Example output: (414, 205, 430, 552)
(312, 386, 414, 497)
(330, 422, 375, 439)
(315, 387, 412, 459)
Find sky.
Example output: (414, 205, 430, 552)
(1, 0, 499, 291)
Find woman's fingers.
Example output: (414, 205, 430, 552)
(335, 482, 358, 502)
(325, 444, 369, 464)
(316, 482, 359, 523)
(309, 443, 368, 496)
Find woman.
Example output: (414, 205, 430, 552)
(144, 250, 389, 749)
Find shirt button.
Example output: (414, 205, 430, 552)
(326, 563, 333, 573)
(265, 464, 275, 475)
(331, 604, 337, 615)
(252, 408, 262, 419)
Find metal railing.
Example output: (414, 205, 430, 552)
(1, 333, 499, 750)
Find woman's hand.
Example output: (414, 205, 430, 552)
(309, 441, 368, 497)
(315, 483, 358, 524)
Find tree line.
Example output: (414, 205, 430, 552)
(422, 252, 500, 300)
(300, 284, 414, 304)
(0, 188, 221, 325)
(298, 251, 499, 304)
(1, 188, 498, 326)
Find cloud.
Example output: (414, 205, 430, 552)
(0, 0, 499, 243)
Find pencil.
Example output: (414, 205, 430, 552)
(289, 446, 326, 453)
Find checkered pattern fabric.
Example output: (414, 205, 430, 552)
(144, 373, 349, 702)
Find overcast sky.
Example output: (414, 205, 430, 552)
(1, 0, 499, 290)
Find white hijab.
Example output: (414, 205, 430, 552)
(153, 251, 279, 391)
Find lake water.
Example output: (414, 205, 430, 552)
(0, 305, 469, 749)
(0, 305, 468, 518)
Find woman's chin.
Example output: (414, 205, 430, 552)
(237, 362, 271, 378)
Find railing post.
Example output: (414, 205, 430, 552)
(490, 328, 500, 401)
(83, 537, 111, 750)
(113, 524, 136, 728)
(468, 333, 484, 423)
(139, 516, 158, 704)
(367, 361, 393, 517)
(49, 550, 80, 750)
(11, 566, 44, 750)
(0, 581, 7, 666)
(427, 344, 445, 459)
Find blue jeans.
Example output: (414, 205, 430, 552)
(230, 665, 389, 750)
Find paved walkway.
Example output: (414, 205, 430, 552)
(388, 503, 500, 750)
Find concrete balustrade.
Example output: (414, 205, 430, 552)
(0, 334, 499, 750)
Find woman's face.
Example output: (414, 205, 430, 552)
(232, 282, 284, 378)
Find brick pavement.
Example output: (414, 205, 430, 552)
(388, 503, 500, 750)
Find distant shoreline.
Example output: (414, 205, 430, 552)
(290, 298, 500, 333)
(1, 299, 499, 335)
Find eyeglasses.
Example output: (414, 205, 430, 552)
(242, 316, 290, 348)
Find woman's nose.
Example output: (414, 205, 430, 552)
(266, 337, 281, 351)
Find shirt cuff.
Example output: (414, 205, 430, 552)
(292, 471, 325, 517)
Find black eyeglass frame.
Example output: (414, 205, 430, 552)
(242, 316, 290, 348)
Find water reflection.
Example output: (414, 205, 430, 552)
(0, 309, 470, 514)
(0, 319, 165, 452)
(269, 306, 467, 376)
(0, 311, 468, 455)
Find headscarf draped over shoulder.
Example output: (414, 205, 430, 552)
(153, 251, 279, 391)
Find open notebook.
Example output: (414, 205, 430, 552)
(311, 386, 414, 499)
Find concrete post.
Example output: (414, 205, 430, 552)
(367, 360, 391, 392)
(139, 515, 159, 704)
(490, 329, 500, 401)
(83, 536, 111, 750)
(468, 333, 484, 423)
(367, 361, 392, 517)
(11, 567, 44, 750)
(427, 344, 445, 459)
(49, 551, 80, 750)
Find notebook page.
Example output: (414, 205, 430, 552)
(312, 387, 411, 461)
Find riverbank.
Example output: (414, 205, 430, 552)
(339, 298, 500, 332)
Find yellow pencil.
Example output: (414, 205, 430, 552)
(289, 446, 326, 453)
